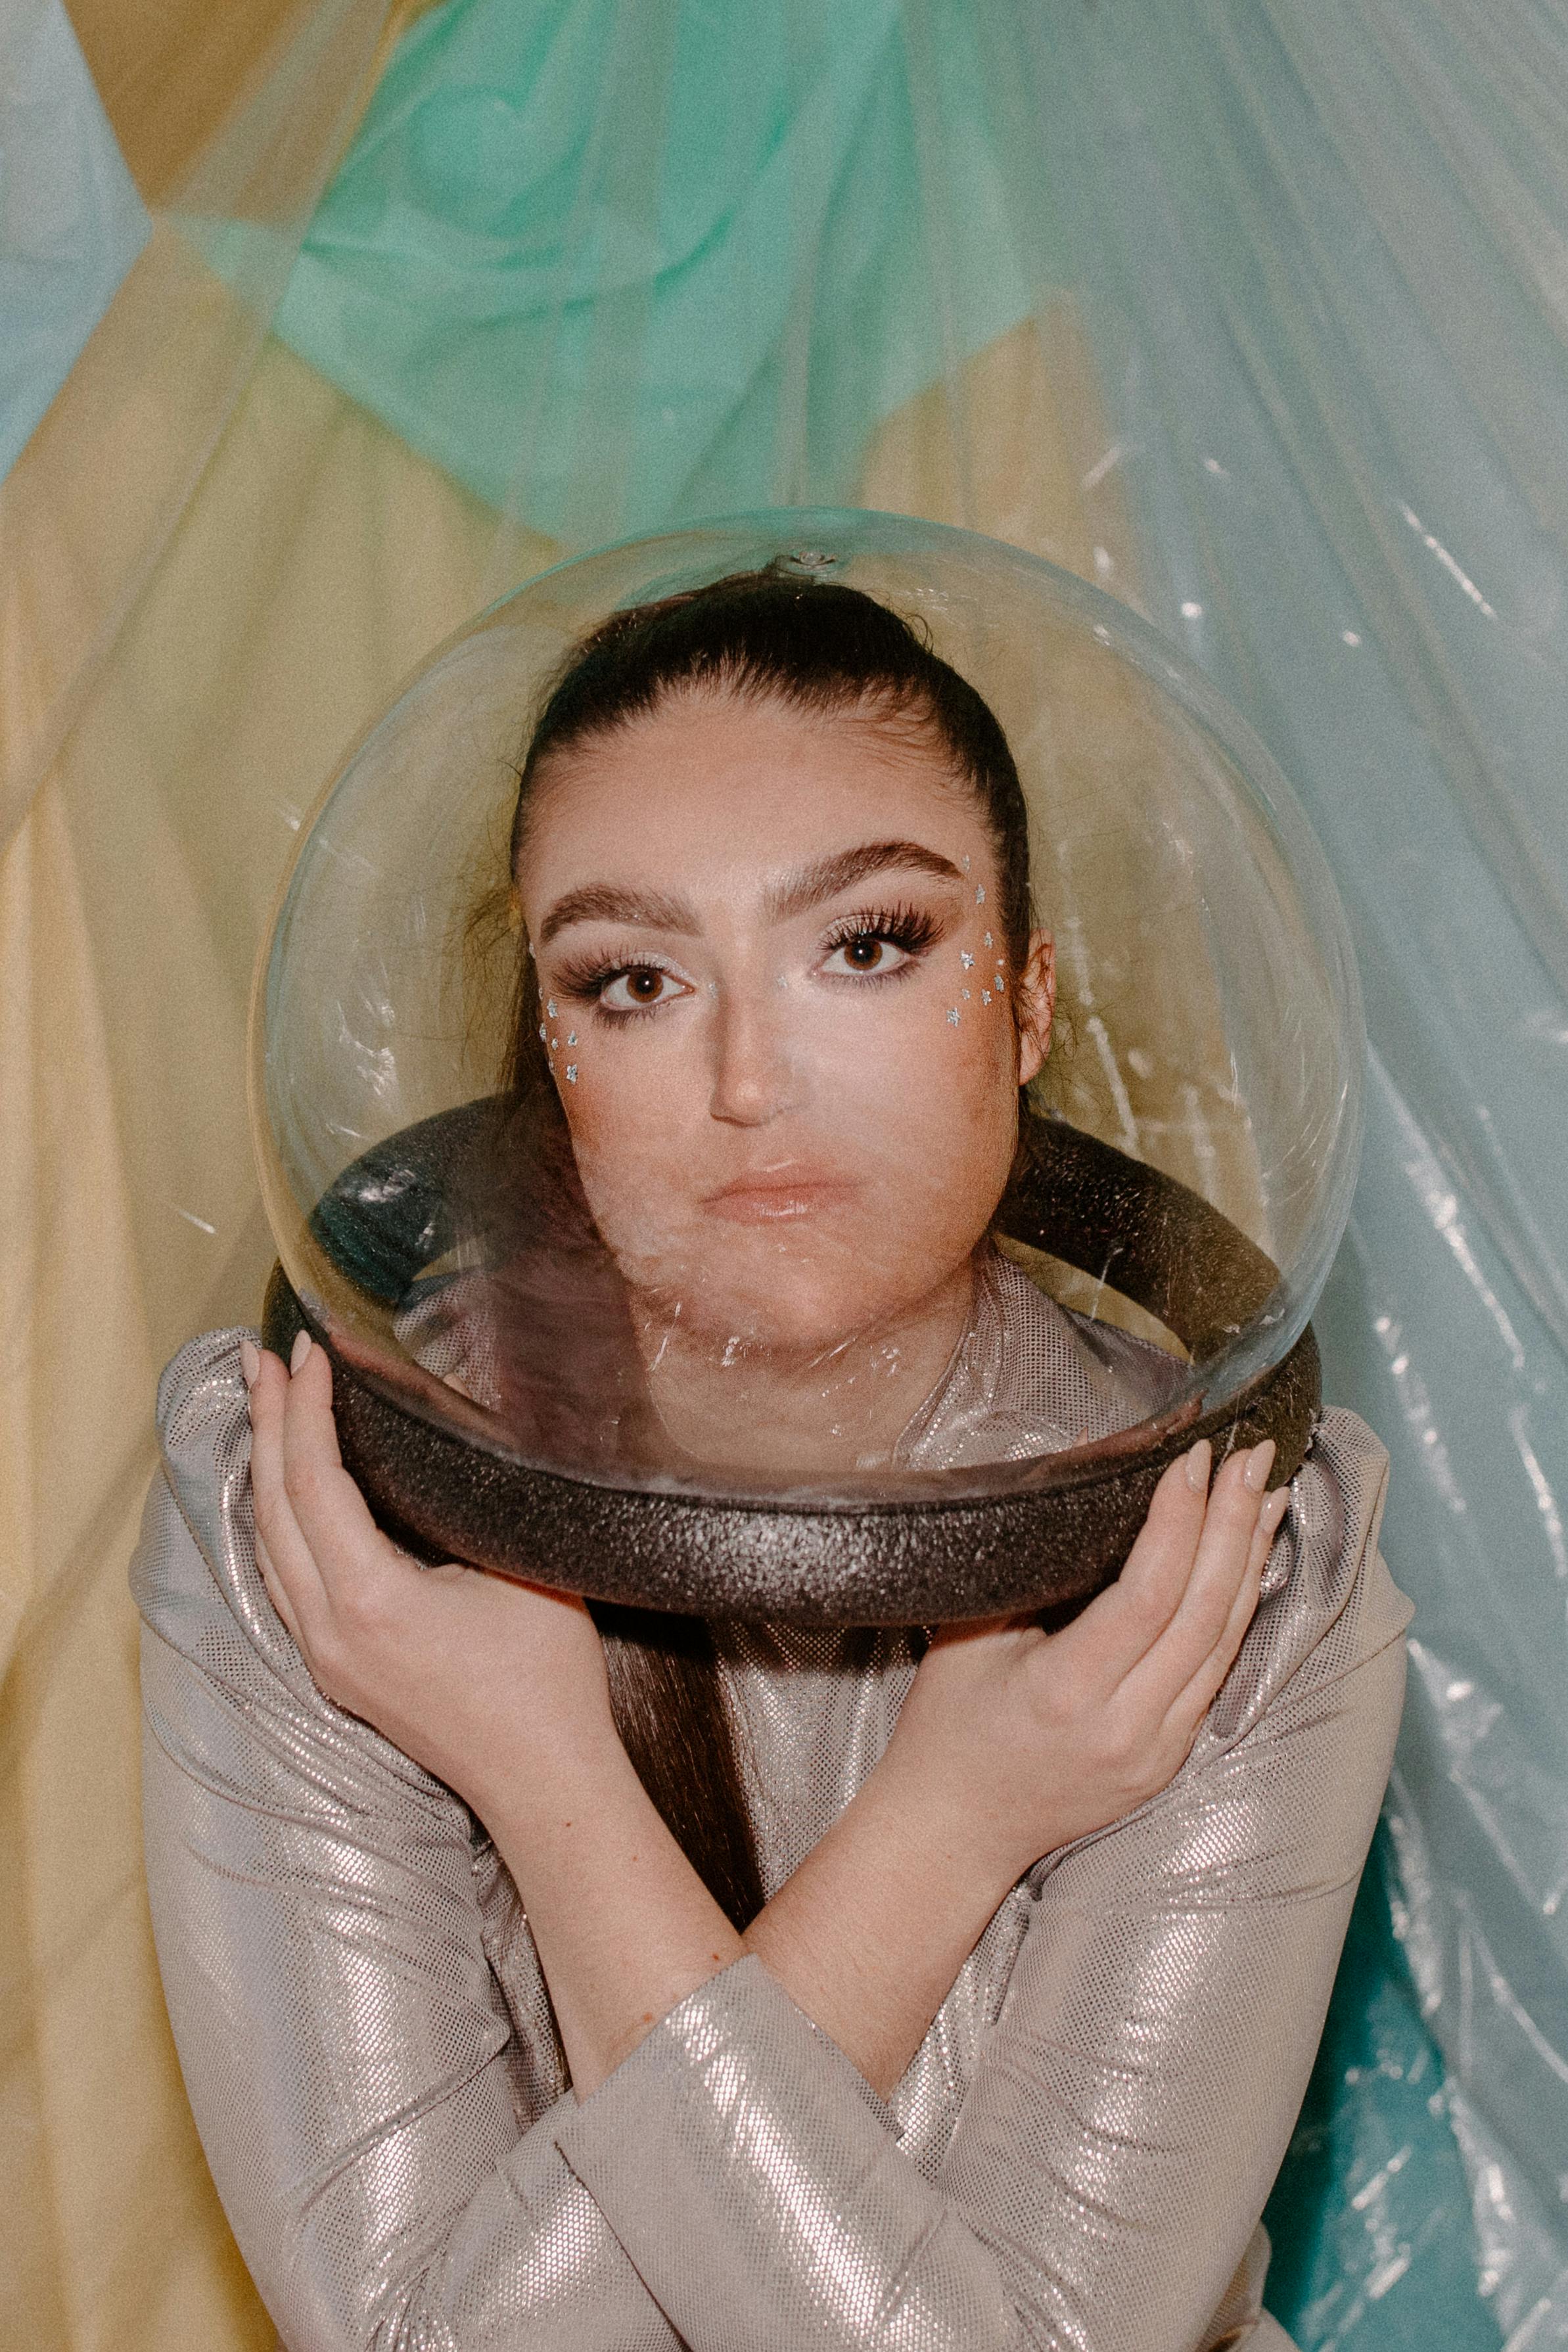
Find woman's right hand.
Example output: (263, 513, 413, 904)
(887, 1437, 1288, 1887)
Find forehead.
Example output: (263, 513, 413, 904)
(517, 691, 988, 896)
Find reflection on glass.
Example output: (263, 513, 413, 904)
(256, 513, 1360, 1505)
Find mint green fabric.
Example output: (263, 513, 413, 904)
(273, 0, 1034, 536)
(1263, 1825, 1498, 2349)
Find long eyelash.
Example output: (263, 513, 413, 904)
(553, 951, 663, 998)
(820, 902, 944, 957)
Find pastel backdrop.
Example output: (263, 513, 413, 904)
(3, 5, 1566, 2345)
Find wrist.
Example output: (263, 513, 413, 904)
(458, 1690, 626, 1830)
(874, 1721, 1034, 1901)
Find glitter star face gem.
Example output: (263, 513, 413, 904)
(545, 999, 557, 1019)
(961, 950, 975, 969)
(981, 989, 992, 1006)
(975, 885, 986, 904)
(947, 1007, 961, 1026)
(565, 1064, 578, 1084)
(566, 1032, 578, 1047)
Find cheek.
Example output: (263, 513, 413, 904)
(846, 969, 1018, 1121)
(553, 1046, 674, 1165)
(547, 969, 1019, 1226)
(883, 1009, 1016, 1184)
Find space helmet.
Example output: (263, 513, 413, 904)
(253, 510, 1360, 1623)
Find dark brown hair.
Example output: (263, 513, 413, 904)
(489, 564, 1036, 1931)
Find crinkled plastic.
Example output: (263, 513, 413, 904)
(272, 0, 1036, 538)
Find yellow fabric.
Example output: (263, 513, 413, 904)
(62, 0, 439, 204)
(0, 334, 546, 2349)
(0, 298, 1147, 2344)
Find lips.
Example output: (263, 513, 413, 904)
(703, 1170, 855, 1224)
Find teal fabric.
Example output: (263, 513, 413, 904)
(0, 0, 149, 482)
(1263, 1826, 1499, 2349)
(272, 0, 1034, 536)
(268, 2, 1568, 2341)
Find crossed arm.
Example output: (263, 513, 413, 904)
(138, 1332, 1406, 2351)
(241, 1331, 1284, 2099)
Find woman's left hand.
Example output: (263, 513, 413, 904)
(242, 1332, 614, 1814)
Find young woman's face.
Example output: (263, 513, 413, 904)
(516, 691, 1054, 1361)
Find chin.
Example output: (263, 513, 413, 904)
(680, 1254, 932, 1361)
(607, 1206, 965, 1358)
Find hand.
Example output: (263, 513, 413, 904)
(887, 1437, 1287, 1889)
(242, 1332, 615, 1813)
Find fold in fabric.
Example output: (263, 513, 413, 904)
(136, 1327, 1407, 2351)
(271, 0, 1035, 538)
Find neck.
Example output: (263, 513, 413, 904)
(632, 1255, 979, 1481)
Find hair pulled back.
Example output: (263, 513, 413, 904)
(501, 563, 1035, 1092)
(482, 566, 1036, 1941)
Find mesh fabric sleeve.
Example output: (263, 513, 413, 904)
(135, 1335, 684, 2352)
(138, 1333, 1405, 2352)
(553, 1415, 1409, 2352)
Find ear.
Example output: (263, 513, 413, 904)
(1015, 930, 1055, 1087)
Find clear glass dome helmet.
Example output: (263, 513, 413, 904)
(252, 509, 1363, 1623)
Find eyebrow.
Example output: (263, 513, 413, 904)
(537, 883, 699, 944)
(764, 839, 966, 922)
(536, 838, 965, 946)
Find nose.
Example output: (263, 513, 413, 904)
(707, 982, 795, 1128)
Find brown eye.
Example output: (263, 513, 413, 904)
(821, 932, 911, 979)
(598, 965, 690, 1014)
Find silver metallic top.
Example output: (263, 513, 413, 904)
(134, 1312, 1408, 2352)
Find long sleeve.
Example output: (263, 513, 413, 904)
(553, 1412, 1410, 2352)
(139, 1333, 1407, 2352)
(135, 1333, 683, 2352)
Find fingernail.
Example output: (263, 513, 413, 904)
(1184, 1437, 1212, 1492)
(1260, 1486, 1291, 1533)
(239, 1337, 260, 1390)
(1243, 1439, 1277, 1493)
(290, 1329, 313, 1374)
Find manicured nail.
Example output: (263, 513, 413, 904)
(1243, 1439, 1277, 1493)
(290, 1329, 313, 1374)
(239, 1337, 260, 1390)
(1184, 1437, 1212, 1492)
(1259, 1486, 1291, 1534)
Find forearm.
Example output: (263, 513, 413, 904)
(478, 1697, 1017, 2106)
(471, 1720, 743, 2098)
(741, 1740, 1017, 2096)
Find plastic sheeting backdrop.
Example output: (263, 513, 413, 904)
(3, 2, 1566, 2347)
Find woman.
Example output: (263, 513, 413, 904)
(134, 570, 1409, 2351)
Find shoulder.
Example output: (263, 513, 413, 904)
(1203, 1402, 1410, 1753)
(133, 1331, 449, 1807)
(133, 1328, 288, 1677)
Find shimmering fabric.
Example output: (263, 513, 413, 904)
(892, 1250, 1192, 1467)
(134, 1324, 1408, 2352)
